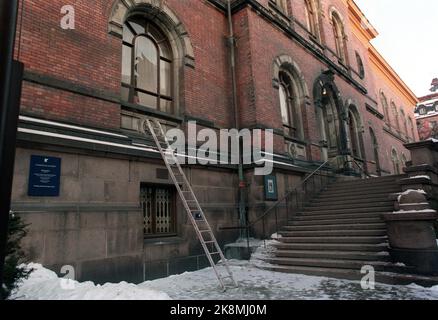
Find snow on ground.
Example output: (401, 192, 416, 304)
(10, 243, 438, 300)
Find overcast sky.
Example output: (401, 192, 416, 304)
(354, 0, 438, 97)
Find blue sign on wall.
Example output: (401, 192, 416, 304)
(264, 175, 278, 201)
(28, 155, 61, 197)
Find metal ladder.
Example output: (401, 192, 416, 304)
(142, 118, 238, 291)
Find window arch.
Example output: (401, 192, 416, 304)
(391, 102, 401, 131)
(380, 92, 390, 125)
(400, 108, 408, 137)
(331, 12, 347, 64)
(304, 0, 320, 40)
(401, 153, 408, 170)
(408, 117, 416, 141)
(278, 70, 304, 139)
(355, 51, 365, 79)
(391, 148, 401, 175)
(369, 127, 381, 175)
(275, 0, 288, 13)
(348, 106, 363, 159)
(121, 17, 173, 114)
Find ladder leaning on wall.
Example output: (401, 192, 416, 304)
(142, 118, 238, 291)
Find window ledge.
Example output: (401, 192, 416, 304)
(144, 236, 184, 246)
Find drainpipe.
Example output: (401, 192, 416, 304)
(227, 0, 247, 241)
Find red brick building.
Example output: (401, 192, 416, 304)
(415, 85, 438, 141)
(11, 0, 419, 283)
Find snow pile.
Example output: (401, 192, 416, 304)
(10, 263, 171, 301)
(397, 189, 427, 202)
(410, 176, 431, 180)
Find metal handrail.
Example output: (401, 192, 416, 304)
(248, 159, 333, 227)
(348, 158, 372, 178)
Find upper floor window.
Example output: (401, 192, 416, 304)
(355, 52, 365, 79)
(273, 0, 288, 14)
(121, 16, 173, 115)
(331, 12, 347, 64)
(400, 108, 408, 137)
(419, 107, 426, 115)
(304, 0, 319, 40)
(380, 92, 390, 125)
(391, 102, 401, 131)
(278, 71, 304, 140)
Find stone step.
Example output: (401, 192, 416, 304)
(305, 202, 394, 211)
(330, 176, 404, 187)
(261, 265, 438, 287)
(312, 196, 391, 205)
(282, 223, 386, 232)
(265, 257, 397, 271)
(325, 183, 399, 192)
(274, 242, 389, 252)
(278, 229, 387, 237)
(321, 188, 400, 197)
(275, 250, 391, 262)
(316, 193, 394, 201)
(278, 236, 387, 244)
(289, 217, 385, 226)
(293, 212, 385, 221)
(300, 206, 393, 215)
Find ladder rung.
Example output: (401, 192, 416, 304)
(204, 241, 215, 244)
(210, 252, 220, 255)
(199, 230, 211, 233)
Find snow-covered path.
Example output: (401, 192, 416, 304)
(11, 260, 438, 300)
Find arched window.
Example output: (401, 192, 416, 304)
(391, 102, 401, 131)
(121, 16, 173, 115)
(348, 108, 362, 159)
(369, 128, 381, 175)
(400, 108, 408, 137)
(278, 71, 303, 140)
(355, 52, 365, 79)
(380, 92, 390, 125)
(305, 0, 319, 40)
(401, 153, 408, 170)
(391, 149, 400, 175)
(408, 117, 416, 141)
(275, 0, 288, 13)
(332, 12, 347, 64)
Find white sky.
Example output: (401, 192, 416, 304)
(354, 0, 438, 97)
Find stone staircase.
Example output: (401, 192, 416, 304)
(262, 175, 438, 286)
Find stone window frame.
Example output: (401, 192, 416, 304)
(391, 100, 401, 132)
(380, 91, 391, 126)
(355, 51, 365, 79)
(272, 55, 310, 143)
(108, 0, 195, 122)
(304, 0, 322, 42)
(141, 183, 178, 239)
(328, 7, 349, 66)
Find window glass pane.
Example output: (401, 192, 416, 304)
(128, 21, 145, 35)
(159, 42, 172, 60)
(121, 115, 132, 130)
(148, 23, 165, 42)
(136, 91, 157, 109)
(279, 85, 290, 125)
(121, 45, 132, 84)
(123, 25, 134, 43)
(160, 98, 173, 114)
(135, 36, 158, 93)
(121, 115, 139, 131)
(160, 60, 172, 96)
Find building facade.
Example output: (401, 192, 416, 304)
(415, 84, 438, 141)
(12, 0, 418, 283)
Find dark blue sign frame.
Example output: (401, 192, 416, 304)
(28, 155, 61, 197)
(264, 175, 278, 201)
